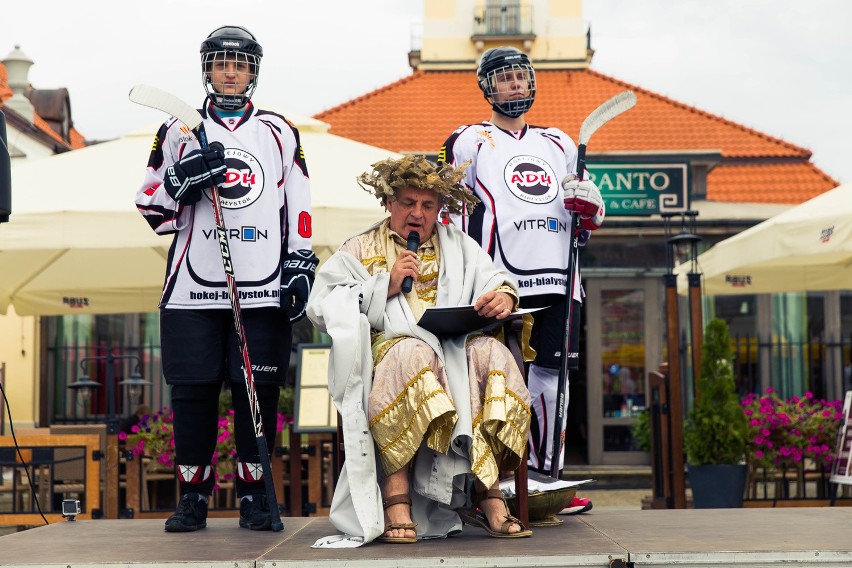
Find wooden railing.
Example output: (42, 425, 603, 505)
(120, 431, 334, 519)
(0, 434, 101, 525)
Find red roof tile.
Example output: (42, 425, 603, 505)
(68, 127, 86, 150)
(707, 162, 836, 203)
(0, 64, 12, 102)
(316, 69, 837, 204)
(31, 113, 68, 146)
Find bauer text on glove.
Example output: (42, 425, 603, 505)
(163, 143, 226, 204)
(280, 250, 318, 323)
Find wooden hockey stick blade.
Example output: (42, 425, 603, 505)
(578, 90, 637, 146)
(128, 84, 203, 131)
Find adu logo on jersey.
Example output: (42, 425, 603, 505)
(211, 148, 265, 209)
(504, 155, 558, 204)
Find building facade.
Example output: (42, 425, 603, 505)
(313, 0, 842, 465)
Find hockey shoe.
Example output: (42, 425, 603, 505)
(164, 492, 208, 532)
(239, 494, 273, 531)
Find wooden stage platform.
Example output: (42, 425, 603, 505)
(2, 507, 851, 567)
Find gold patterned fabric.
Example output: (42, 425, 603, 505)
(369, 338, 457, 475)
(343, 220, 531, 487)
(465, 335, 531, 486)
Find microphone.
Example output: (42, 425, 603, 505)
(401, 231, 420, 293)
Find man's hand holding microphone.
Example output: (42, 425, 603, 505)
(389, 231, 420, 297)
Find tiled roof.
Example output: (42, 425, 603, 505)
(0, 64, 12, 101)
(68, 127, 86, 149)
(316, 69, 837, 204)
(707, 162, 836, 204)
(31, 113, 68, 146)
(0, 62, 85, 151)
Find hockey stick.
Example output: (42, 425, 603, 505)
(550, 90, 637, 479)
(129, 84, 284, 531)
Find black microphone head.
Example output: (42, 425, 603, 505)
(401, 231, 420, 294)
(406, 231, 420, 251)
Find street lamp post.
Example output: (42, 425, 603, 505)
(67, 352, 149, 519)
(68, 353, 149, 434)
(667, 211, 703, 394)
(660, 211, 701, 508)
(683, 212, 704, 390)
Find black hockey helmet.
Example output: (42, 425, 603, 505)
(200, 25, 263, 110)
(477, 46, 536, 118)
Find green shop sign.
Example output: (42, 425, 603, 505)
(586, 164, 689, 216)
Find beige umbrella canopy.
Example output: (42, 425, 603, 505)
(1, 113, 398, 316)
(679, 184, 852, 295)
(1, 128, 168, 315)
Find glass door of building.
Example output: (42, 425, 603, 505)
(584, 278, 662, 464)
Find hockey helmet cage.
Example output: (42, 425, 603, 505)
(200, 25, 263, 110)
(476, 46, 536, 118)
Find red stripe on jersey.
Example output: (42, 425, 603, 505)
(260, 120, 286, 187)
(476, 177, 498, 255)
(541, 132, 564, 152)
(160, 212, 194, 304)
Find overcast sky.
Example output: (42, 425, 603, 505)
(3, 0, 850, 183)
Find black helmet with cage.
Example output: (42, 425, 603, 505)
(200, 25, 263, 110)
(476, 46, 536, 118)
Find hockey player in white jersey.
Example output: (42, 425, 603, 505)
(135, 25, 317, 532)
(439, 46, 604, 514)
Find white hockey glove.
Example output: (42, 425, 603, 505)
(163, 142, 226, 204)
(562, 174, 605, 230)
(280, 250, 318, 323)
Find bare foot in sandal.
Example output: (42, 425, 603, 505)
(478, 482, 525, 535)
(380, 469, 417, 543)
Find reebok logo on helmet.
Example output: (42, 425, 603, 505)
(221, 40, 241, 47)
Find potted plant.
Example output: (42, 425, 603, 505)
(683, 318, 749, 508)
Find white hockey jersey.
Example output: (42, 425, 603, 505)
(440, 122, 582, 300)
(135, 100, 312, 309)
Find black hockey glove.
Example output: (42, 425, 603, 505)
(280, 249, 319, 323)
(163, 142, 226, 204)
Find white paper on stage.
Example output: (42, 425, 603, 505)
(499, 471, 595, 496)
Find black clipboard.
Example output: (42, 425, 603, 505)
(416, 306, 540, 337)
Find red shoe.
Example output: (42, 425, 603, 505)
(558, 495, 593, 515)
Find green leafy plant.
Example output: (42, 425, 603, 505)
(631, 408, 651, 452)
(683, 318, 748, 465)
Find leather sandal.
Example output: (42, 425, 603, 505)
(377, 494, 417, 543)
(457, 488, 532, 538)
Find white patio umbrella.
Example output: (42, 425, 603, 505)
(0, 113, 398, 316)
(679, 184, 852, 295)
(1, 128, 168, 315)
